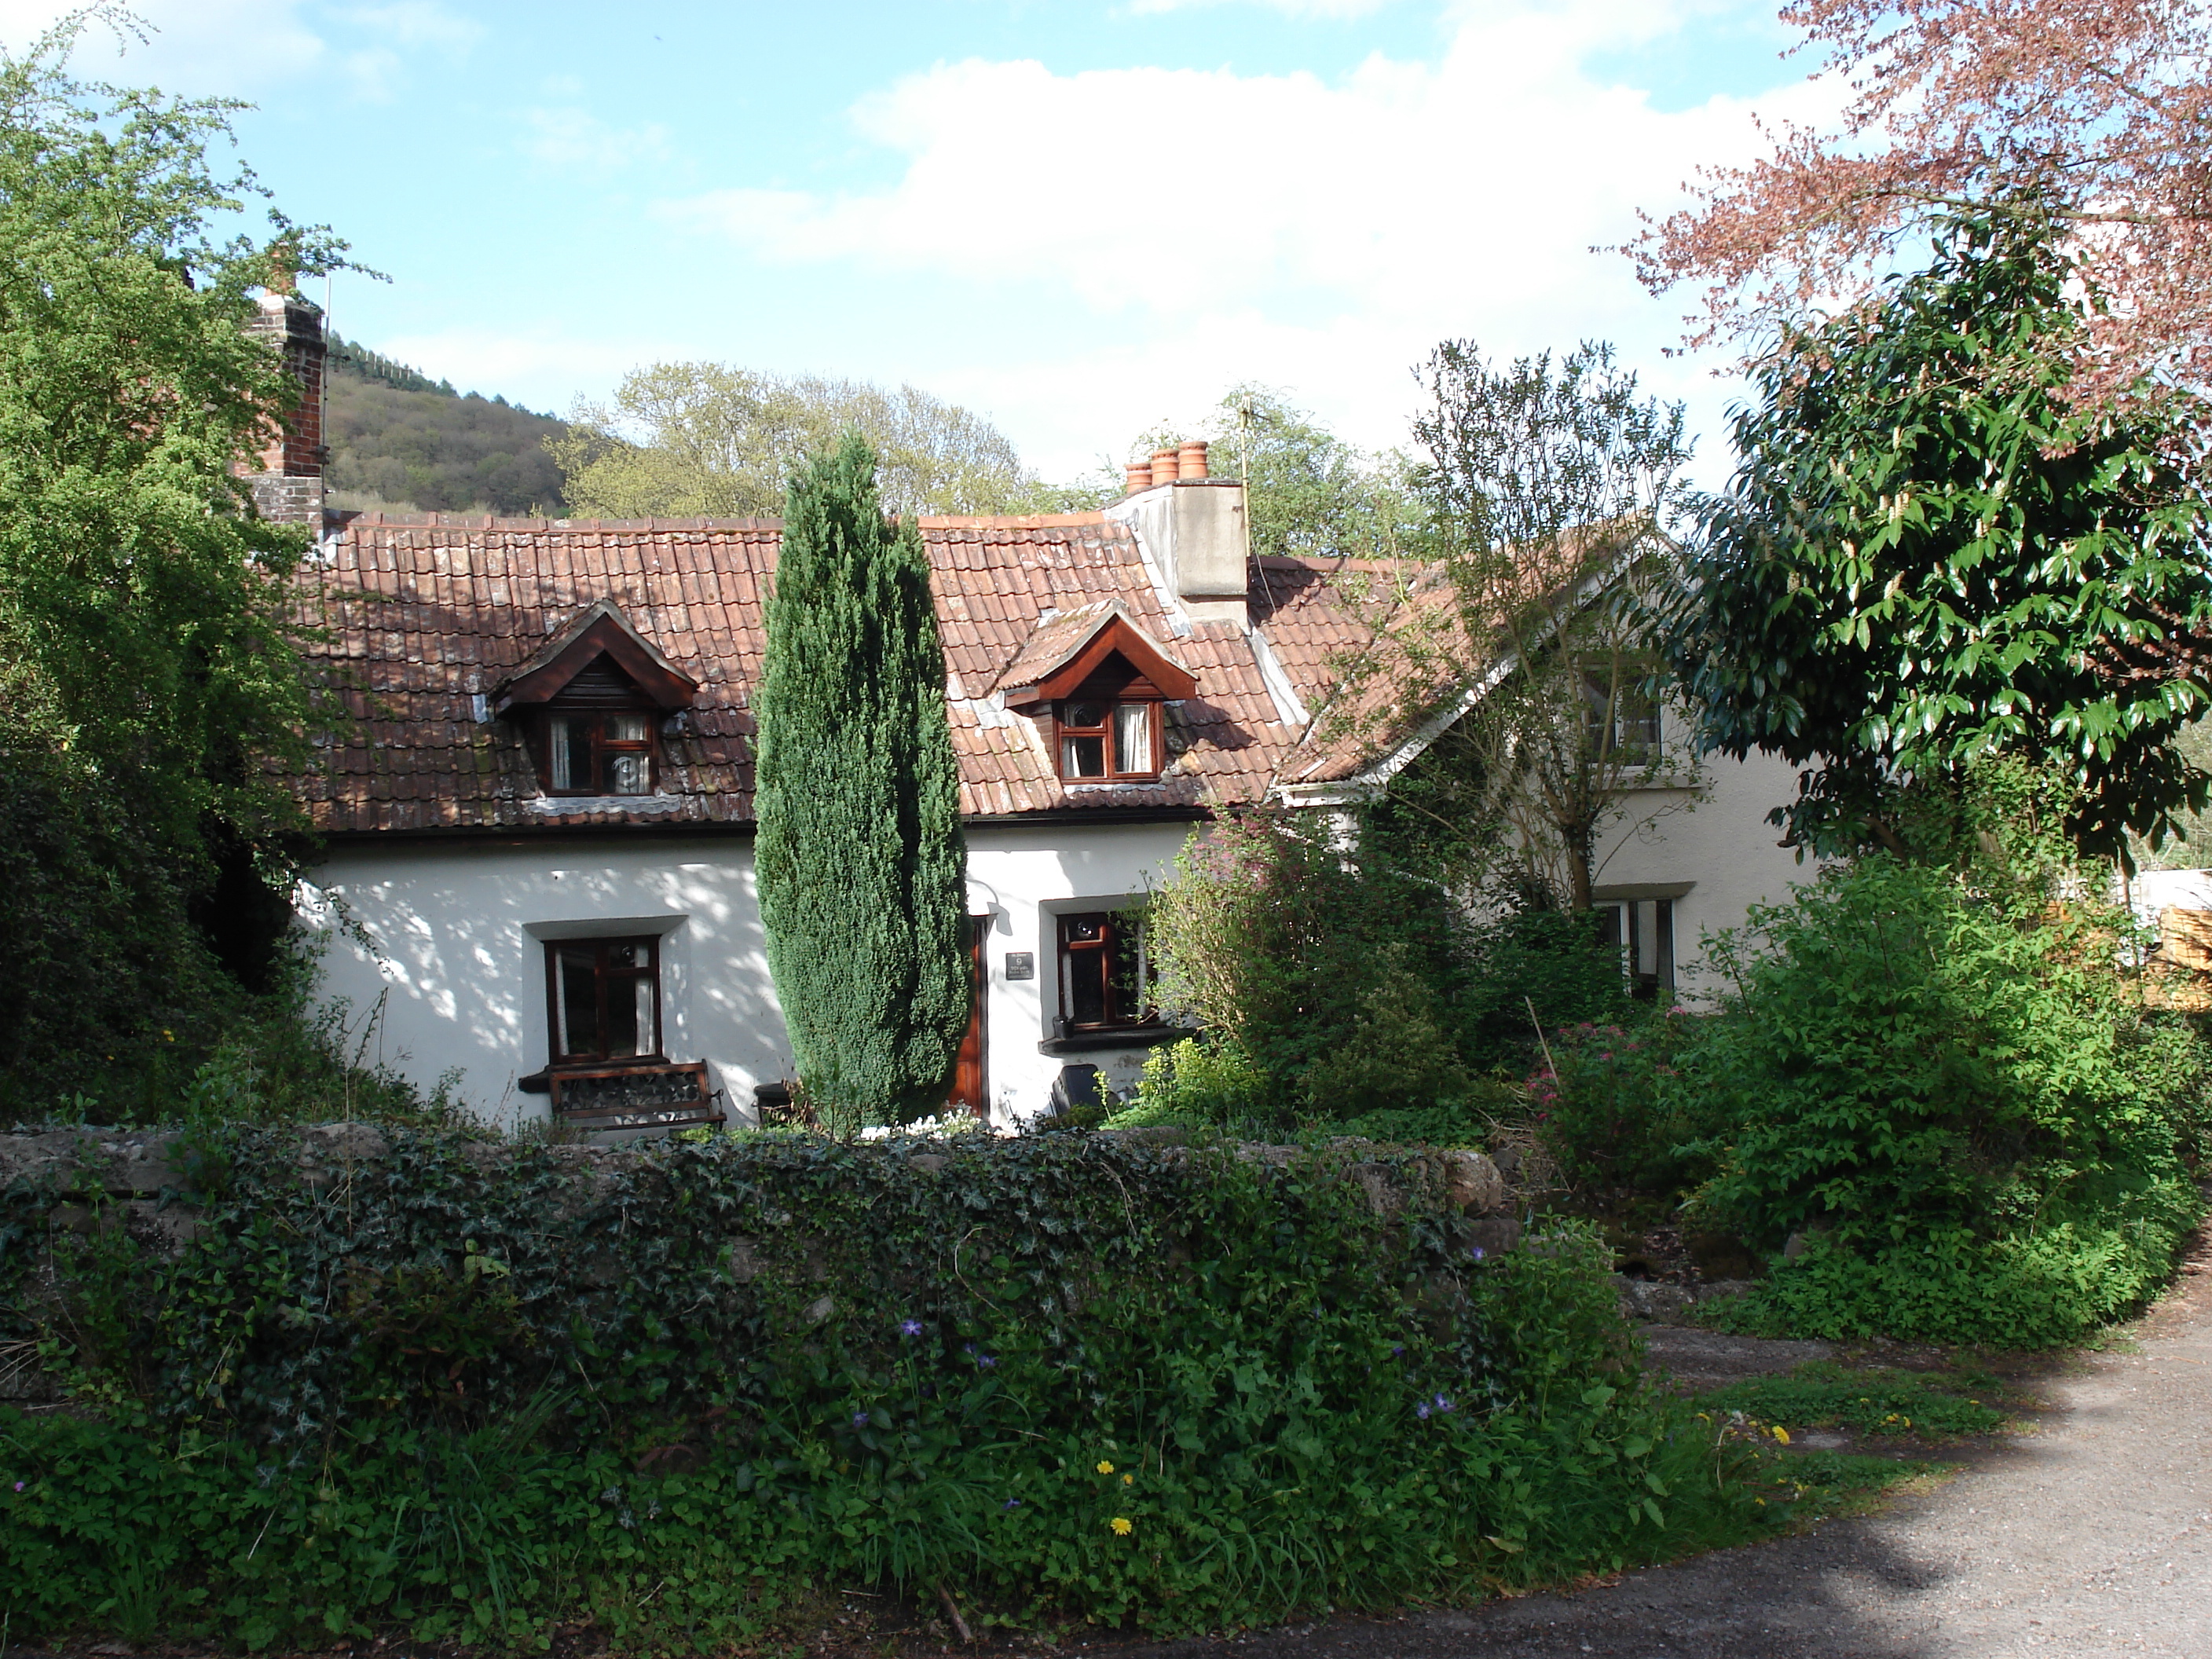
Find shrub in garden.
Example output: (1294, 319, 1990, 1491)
(1675, 855, 2207, 1345)
(1529, 1007, 1716, 1195)
(1454, 906, 1633, 1070)
(1142, 812, 1628, 1125)
(1147, 811, 1461, 1108)
(0, 1126, 1781, 1647)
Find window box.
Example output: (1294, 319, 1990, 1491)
(548, 1060, 723, 1133)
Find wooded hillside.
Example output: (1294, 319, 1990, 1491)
(324, 334, 569, 515)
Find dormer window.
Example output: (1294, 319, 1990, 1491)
(490, 599, 698, 800)
(1057, 697, 1159, 781)
(994, 601, 1196, 789)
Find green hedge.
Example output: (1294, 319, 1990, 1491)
(0, 1126, 1781, 1647)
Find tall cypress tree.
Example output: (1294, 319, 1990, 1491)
(755, 431, 970, 1126)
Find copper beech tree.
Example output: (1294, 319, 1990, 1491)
(1634, 0, 2212, 419)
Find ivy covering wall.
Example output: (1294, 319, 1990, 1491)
(0, 1126, 1782, 1649)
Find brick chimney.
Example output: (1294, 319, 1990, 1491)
(240, 269, 327, 526)
(1106, 440, 1251, 627)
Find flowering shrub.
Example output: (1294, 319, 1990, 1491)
(1528, 1009, 1714, 1194)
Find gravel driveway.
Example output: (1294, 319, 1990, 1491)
(1108, 1242, 2212, 1659)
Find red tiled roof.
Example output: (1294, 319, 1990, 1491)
(292, 511, 1387, 835)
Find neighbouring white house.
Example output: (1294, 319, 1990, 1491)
(259, 292, 1817, 1133)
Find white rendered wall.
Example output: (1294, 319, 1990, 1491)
(1588, 745, 1823, 1000)
(298, 837, 788, 1130)
(301, 822, 1204, 1130)
(964, 819, 1200, 1122)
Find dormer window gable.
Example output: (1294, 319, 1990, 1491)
(996, 605, 1196, 786)
(492, 601, 698, 800)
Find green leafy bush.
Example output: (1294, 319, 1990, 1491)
(1528, 1009, 1714, 1193)
(1144, 814, 1628, 1123)
(1148, 812, 1461, 1110)
(1106, 1037, 1278, 1131)
(1453, 907, 1633, 1069)
(1685, 859, 2203, 1249)
(0, 1129, 1785, 1645)
(1656, 854, 2208, 1345)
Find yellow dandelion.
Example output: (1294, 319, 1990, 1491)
(1110, 1517, 1133, 1536)
(1096, 1460, 1115, 1475)
(1122, 1473, 1133, 1485)
(1772, 1426, 1790, 1445)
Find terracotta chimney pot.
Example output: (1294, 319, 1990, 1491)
(266, 240, 298, 297)
(1178, 440, 1209, 480)
(1124, 461, 1154, 496)
(1150, 447, 1181, 487)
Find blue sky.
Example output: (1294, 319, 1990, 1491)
(4, 1, 1841, 483)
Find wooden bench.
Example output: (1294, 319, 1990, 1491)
(548, 1060, 723, 1135)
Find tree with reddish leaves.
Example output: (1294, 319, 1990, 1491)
(1634, 0, 2212, 421)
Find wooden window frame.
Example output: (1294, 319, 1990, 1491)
(536, 707, 659, 797)
(543, 936, 666, 1068)
(1057, 909, 1159, 1032)
(1053, 694, 1164, 783)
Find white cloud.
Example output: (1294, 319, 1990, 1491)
(520, 107, 676, 180)
(660, 0, 1837, 482)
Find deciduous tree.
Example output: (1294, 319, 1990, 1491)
(1659, 212, 2212, 862)
(551, 363, 1039, 519)
(1633, 0, 2212, 423)
(0, 16, 344, 1097)
(753, 433, 970, 1126)
(1355, 342, 1697, 910)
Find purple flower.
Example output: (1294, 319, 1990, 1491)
(900, 1319, 923, 1338)
(1390, 1345, 1405, 1358)
(977, 1353, 998, 1368)
(1434, 1393, 1454, 1413)
(851, 1412, 870, 1428)
(1469, 1246, 1487, 1262)
(1415, 1402, 1431, 1419)
(1002, 1499, 1022, 1510)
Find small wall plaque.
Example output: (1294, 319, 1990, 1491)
(1004, 951, 1035, 981)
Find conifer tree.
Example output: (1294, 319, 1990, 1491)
(755, 432, 971, 1126)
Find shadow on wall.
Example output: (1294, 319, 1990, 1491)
(295, 846, 790, 1130)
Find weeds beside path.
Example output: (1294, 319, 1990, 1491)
(1110, 1229, 2212, 1659)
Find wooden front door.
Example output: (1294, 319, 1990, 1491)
(948, 916, 987, 1115)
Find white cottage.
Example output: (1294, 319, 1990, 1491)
(263, 299, 1815, 1132)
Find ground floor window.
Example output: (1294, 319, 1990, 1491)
(1602, 899, 1674, 1000)
(1057, 909, 1155, 1031)
(546, 936, 661, 1064)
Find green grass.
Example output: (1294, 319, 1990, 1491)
(1702, 1364, 2009, 1438)
(1741, 1447, 1954, 1525)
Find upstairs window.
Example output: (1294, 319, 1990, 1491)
(546, 710, 654, 795)
(533, 656, 658, 797)
(1057, 698, 1160, 782)
(547, 936, 662, 1065)
(1058, 910, 1156, 1030)
(1583, 668, 1661, 761)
